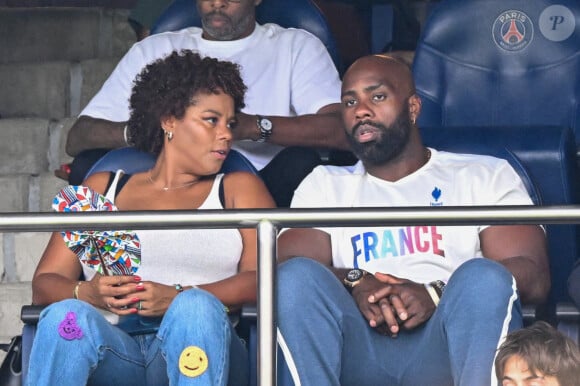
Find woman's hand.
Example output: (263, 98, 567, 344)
(123, 281, 181, 317)
(83, 274, 143, 315)
(81, 276, 182, 317)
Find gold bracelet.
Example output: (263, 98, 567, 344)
(73, 281, 83, 300)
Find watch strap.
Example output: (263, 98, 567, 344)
(424, 283, 440, 306)
(430, 280, 446, 298)
(424, 280, 446, 306)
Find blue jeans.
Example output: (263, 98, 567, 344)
(276, 258, 522, 386)
(26, 289, 248, 386)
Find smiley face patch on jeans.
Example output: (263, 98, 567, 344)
(178, 346, 208, 377)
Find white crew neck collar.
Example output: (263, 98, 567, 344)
(197, 22, 261, 50)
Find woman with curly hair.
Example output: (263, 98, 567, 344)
(27, 50, 275, 386)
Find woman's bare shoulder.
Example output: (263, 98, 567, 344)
(222, 172, 275, 209)
(81, 171, 114, 195)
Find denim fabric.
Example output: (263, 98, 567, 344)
(26, 289, 248, 386)
(276, 257, 522, 386)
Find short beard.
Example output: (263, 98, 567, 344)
(347, 110, 413, 166)
(201, 11, 254, 41)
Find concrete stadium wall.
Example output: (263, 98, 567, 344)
(0, 6, 135, 354)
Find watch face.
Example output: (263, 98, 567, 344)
(260, 118, 273, 132)
(346, 269, 363, 282)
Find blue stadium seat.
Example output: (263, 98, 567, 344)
(217, 148, 259, 175)
(413, 0, 580, 146)
(413, 0, 580, 336)
(150, 0, 343, 73)
(422, 125, 580, 322)
(84, 147, 154, 177)
(556, 302, 580, 345)
(84, 147, 257, 180)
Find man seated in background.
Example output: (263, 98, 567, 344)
(275, 54, 550, 386)
(64, 0, 349, 207)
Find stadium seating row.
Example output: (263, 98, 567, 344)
(14, 0, 580, 385)
(413, 0, 580, 325)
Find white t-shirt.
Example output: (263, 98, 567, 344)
(290, 149, 535, 283)
(81, 23, 341, 170)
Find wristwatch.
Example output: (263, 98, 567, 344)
(256, 115, 273, 142)
(343, 269, 368, 291)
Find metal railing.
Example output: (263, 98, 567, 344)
(2, 205, 580, 386)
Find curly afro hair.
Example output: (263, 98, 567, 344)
(127, 49, 247, 156)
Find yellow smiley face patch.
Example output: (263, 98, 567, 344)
(178, 346, 208, 378)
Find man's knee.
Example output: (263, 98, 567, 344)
(454, 258, 514, 287)
(278, 258, 337, 309)
(447, 258, 518, 304)
(167, 289, 225, 320)
(278, 258, 329, 286)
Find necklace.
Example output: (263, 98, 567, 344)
(147, 172, 200, 191)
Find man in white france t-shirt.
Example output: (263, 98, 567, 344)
(275, 54, 550, 386)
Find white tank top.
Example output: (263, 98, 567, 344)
(84, 170, 243, 286)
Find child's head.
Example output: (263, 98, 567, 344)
(495, 321, 580, 386)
